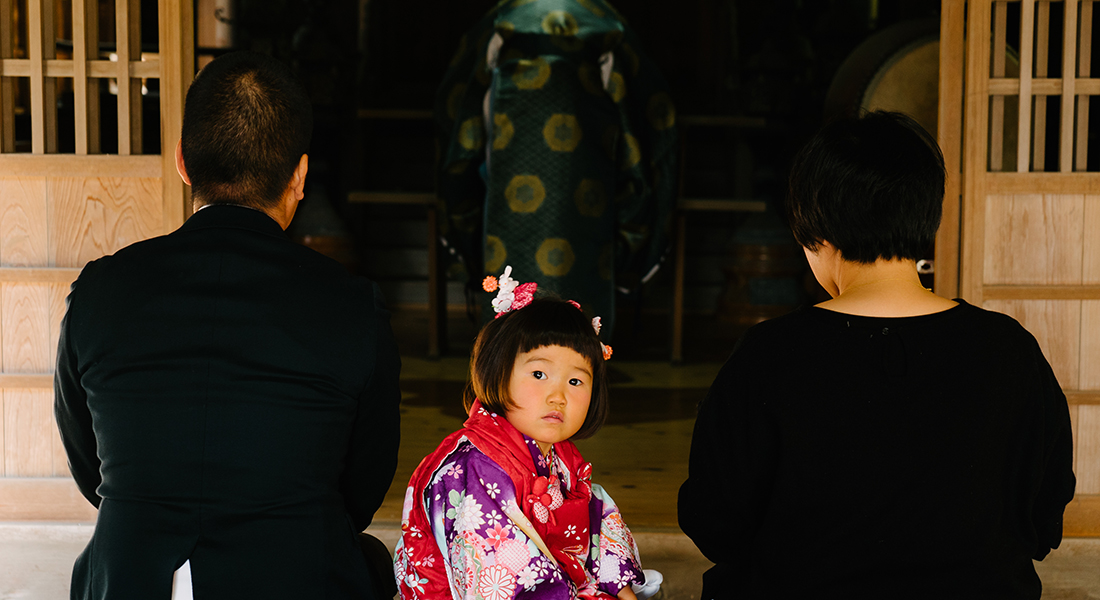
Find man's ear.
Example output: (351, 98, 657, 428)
(279, 154, 309, 228)
(175, 139, 191, 186)
(291, 154, 308, 201)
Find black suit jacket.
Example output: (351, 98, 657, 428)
(55, 205, 402, 600)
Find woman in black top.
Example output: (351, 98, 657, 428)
(677, 112, 1076, 599)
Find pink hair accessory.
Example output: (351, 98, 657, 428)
(486, 265, 539, 317)
(484, 268, 613, 360)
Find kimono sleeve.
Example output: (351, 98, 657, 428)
(589, 484, 644, 596)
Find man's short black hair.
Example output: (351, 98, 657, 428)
(784, 111, 945, 264)
(181, 51, 312, 209)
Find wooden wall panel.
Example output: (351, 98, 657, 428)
(1, 283, 52, 373)
(983, 299, 1081, 389)
(47, 177, 163, 267)
(51, 411, 69, 477)
(1082, 301, 1100, 390)
(983, 194, 1085, 284)
(3, 390, 54, 476)
(0, 178, 49, 267)
(1077, 406, 1100, 494)
(48, 283, 67, 369)
(1085, 195, 1100, 284)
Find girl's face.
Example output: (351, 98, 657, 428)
(506, 344, 593, 456)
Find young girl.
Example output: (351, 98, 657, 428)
(395, 267, 658, 600)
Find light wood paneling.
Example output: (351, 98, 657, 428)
(1070, 405, 1080, 460)
(0, 178, 48, 266)
(0, 155, 161, 178)
(988, 172, 1100, 194)
(1081, 301, 1100, 390)
(983, 194, 1084, 284)
(48, 283, 67, 369)
(48, 177, 163, 267)
(1077, 406, 1100, 494)
(1085, 196, 1100, 284)
(0, 374, 53, 387)
(0, 393, 4, 475)
(2, 284, 51, 373)
(1065, 495, 1100, 537)
(0, 478, 97, 520)
(984, 299, 1080, 389)
(51, 410, 69, 477)
(3, 389, 54, 476)
(983, 285, 1100, 300)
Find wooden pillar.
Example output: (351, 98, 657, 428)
(116, 0, 143, 155)
(28, 0, 59, 154)
(935, 0, 966, 298)
(159, 0, 195, 229)
(0, 0, 14, 152)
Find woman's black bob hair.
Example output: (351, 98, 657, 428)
(784, 110, 946, 264)
(464, 297, 609, 440)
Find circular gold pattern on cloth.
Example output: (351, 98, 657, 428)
(621, 133, 641, 170)
(647, 92, 676, 130)
(512, 0, 537, 6)
(574, 179, 608, 217)
(535, 238, 576, 276)
(542, 10, 583, 52)
(578, 61, 604, 96)
(458, 117, 485, 151)
(446, 83, 467, 121)
(485, 235, 507, 273)
(578, 0, 606, 18)
(607, 72, 626, 103)
(513, 57, 552, 90)
(493, 113, 515, 150)
(597, 242, 613, 281)
(543, 114, 583, 152)
(541, 11, 579, 36)
(505, 175, 546, 213)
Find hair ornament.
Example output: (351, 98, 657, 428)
(483, 266, 613, 360)
(483, 265, 538, 317)
(588, 315, 612, 361)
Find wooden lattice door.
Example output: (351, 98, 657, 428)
(938, 0, 1100, 535)
(0, 0, 192, 519)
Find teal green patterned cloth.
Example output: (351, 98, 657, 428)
(436, 0, 677, 334)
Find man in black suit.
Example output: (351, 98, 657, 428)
(54, 51, 401, 599)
